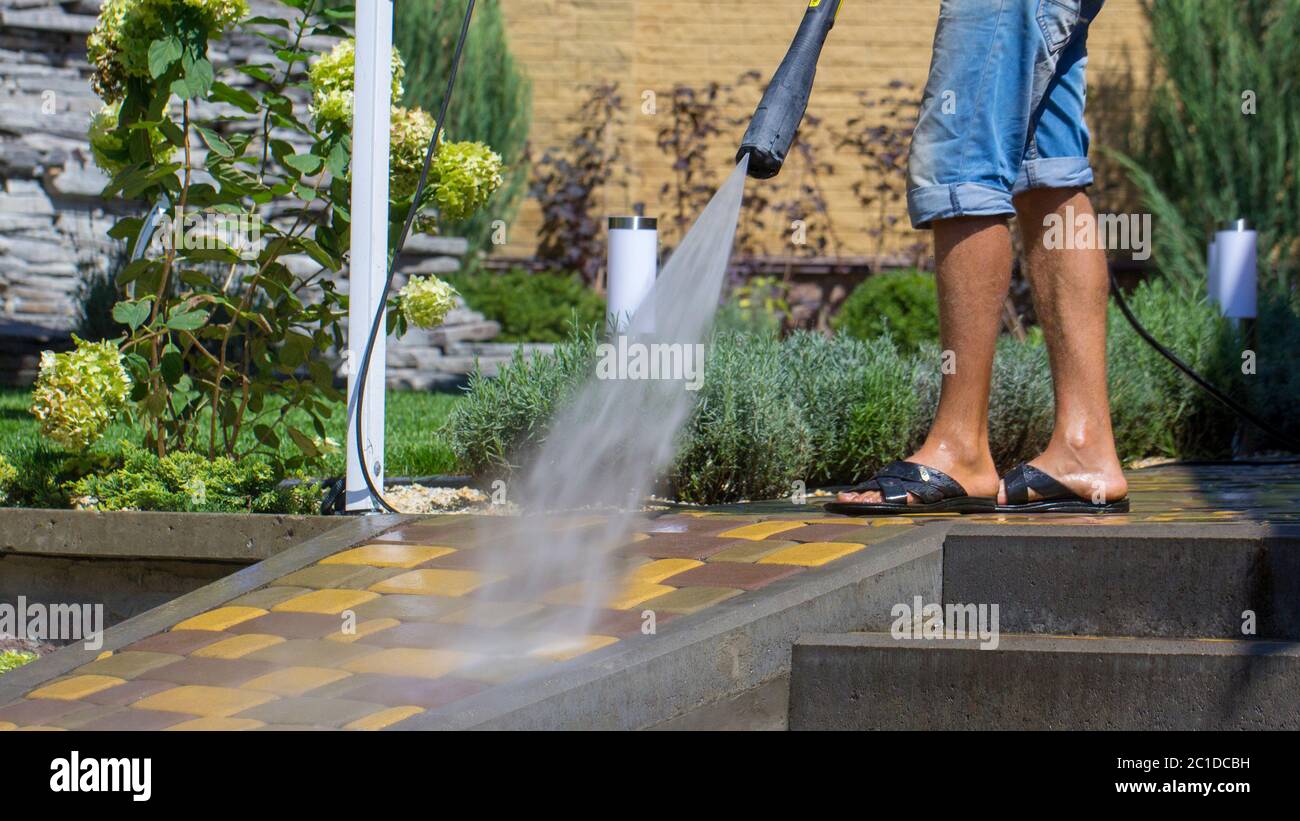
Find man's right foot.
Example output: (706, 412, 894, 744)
(835, 445, 999, 508)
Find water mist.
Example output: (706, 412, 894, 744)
(449, 158, 751, 665)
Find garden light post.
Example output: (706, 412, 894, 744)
(345, 0, 394, 512)
(606, 216, 658, 334)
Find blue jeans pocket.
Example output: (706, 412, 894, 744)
(1037, 0, 1081, 56)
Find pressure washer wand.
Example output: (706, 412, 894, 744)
(737, 0, 844, 179)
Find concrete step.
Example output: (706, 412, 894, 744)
(789, 632, 1300, 730)
(942, 524, 1300, 640)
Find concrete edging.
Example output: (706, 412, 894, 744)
(0, 513, 416, 703)
(0, 508, 347, 562)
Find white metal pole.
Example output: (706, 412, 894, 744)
(345, 0, 393, 512)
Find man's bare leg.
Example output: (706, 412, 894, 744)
(837, 216, 1006, 505)
(1004, 187, 1127, 503)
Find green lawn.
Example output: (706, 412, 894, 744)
(0, 388, 463, 479)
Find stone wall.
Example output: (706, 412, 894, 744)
(0, 0, 521, 387)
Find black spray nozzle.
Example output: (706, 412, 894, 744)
(738, 0, 843, 179)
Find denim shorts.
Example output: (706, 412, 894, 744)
(907, 0, 1106, 229)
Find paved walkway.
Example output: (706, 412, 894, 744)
(1, 462, 1295, 730)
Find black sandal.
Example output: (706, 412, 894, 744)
(823, 461, 996, 516)
(996, 463, 1130, 513)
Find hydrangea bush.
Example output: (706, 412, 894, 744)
(30, 338, 131, 452)
(399, 275, 459, 330)
(0, 454, 17, 504)
(70, 0, 503, 466)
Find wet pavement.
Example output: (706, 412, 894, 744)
(1, 461, 1295, 730)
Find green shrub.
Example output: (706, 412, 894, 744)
(833, 269, 940, 352)
(670, 332, 811, 503)
(449, 269, 606, 342)
(781, 331, 918, 485)
(0, 650, 37, 675)
(448, 288, 1285, 504)
(1246, 288, 1300, 446)
(987, 336, 1055, 470)
(0, 453, 14, 504)
(909, 337, 1055, 472)
(448, 327, 598, 477)
(712, 297, 781, 339)
(1107, 279, 1237, 460)
(0, 443, 116, 510)
(1112, 0, 1300, 295)
(67, 445, 320, 514)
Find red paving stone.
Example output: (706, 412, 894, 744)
(775, 523, 876, 543)
(641, 515, 758, 535)
(620, 533, 738, 560)
(659, 562, 803, 591)
(123, 630, 226, 656)
(330, 675, 487, 709)
(78, 708, 198, 731)
(146, 657, 279, 687)
(227, 611, 344, 639)
(0, 698, 90, 725)
(587, 608, 678, 636)
(81, 679, 176, 707)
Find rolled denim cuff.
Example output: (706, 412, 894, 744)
(907, 182, 1016, 230)
(1012, 156, 1094, 194)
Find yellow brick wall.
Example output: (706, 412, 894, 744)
(496, 0, 1151, 259)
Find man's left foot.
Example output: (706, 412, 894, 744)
(996, 444, 1128, 511)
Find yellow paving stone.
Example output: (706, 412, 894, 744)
(135, 685, 277, 717)
(241, 667, 351, 696)
(628, 558, 703, 583)
(610, 580, 676, 610)
(708, 540, 798, 563)
(321, 544, 456, 568)
(871, 518, 917, 527)
(16, 725, 65, 731)
(166, 717, 265, 731)
(173, 606, 267, 632)
(28, 675, 125, 701)
(342, 648, 471, 679)
(758, 541, 866, 567)
(271, 588, 378, 615)
(327, 618, 400, 643)
(641, 586, 742, 614)
(543, 580, 674, 610)
(344, 705, 423, 731)
(96, 651, 113, 660)
(193, 633, 285, 659)
(0, 722, 16, 731)
(437, 601, 542, 628)
(369, 569, 490, 598)
(716, 520, 806, 540)
(528, 634, 619, 662)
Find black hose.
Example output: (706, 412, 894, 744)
(349, 0, 477, 514)
(1108, 270, 1300, 454)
